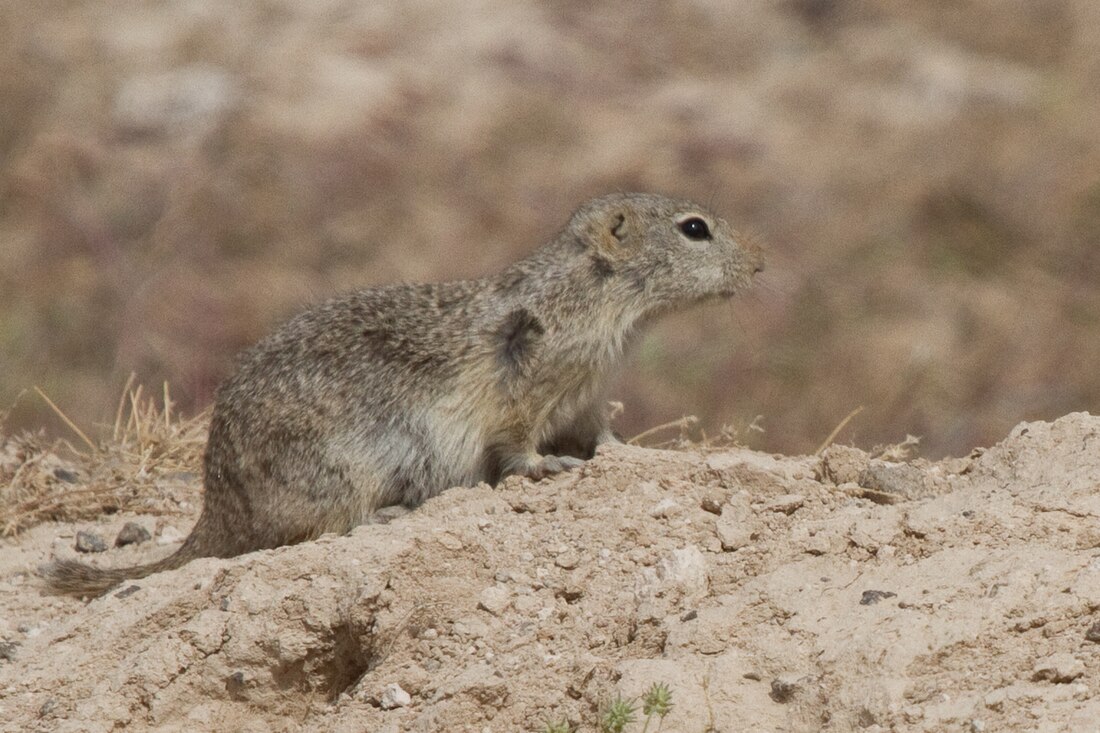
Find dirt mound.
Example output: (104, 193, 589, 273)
(2, 413, 1099, 731)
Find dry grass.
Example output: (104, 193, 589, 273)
(0, 377, 206, 537)
(627, 412, 768, 452)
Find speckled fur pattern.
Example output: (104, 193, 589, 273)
(44, 192, 764, 596)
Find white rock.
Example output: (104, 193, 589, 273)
(715, 493, 756, 551)
(715, 514, 752, 551)
(657, 546, 709, 599)
(156, 525, 185, 546)
(477, 585, 511, 616)
(1032, 653, 1085, 683)
(379, 683, 411, 709)
(650, 498, 680, 518)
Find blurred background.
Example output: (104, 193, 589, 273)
(2, 0, 1098, 458)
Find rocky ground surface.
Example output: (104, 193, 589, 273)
(1, 412, 1099, 731)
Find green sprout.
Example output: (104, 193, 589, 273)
(543, 719, 573, 733)
(600, 695, 637, 733)
(542, 682, 674, 732)
(641, 682, 673, 732)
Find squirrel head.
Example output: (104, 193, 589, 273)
(568, 192, 764, 311)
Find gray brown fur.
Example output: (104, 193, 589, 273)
(45, 192, 764, 596)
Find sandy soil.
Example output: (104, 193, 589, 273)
(2, 412, 1098, 731)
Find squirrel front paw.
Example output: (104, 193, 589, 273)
(504, 453, 585, 481)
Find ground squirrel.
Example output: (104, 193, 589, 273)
(46, 192, 764, 596)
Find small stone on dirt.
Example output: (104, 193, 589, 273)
(52, 467, 79, 484)
(700, 496, 723, 514)
(554, 550, 580, 569)
(770, 676, 800, 703)
(649, 497, 680, 518)
(115, 522, 151, 547)
(156, 525, 184, 545)
(1031, 653, 1084, 683)
(657, 546, 710, 599)
(555, 582, 583, 603)
(818, 445, 869, 485)
(860, 590, 897, 605)
(1085, 621, 1100, 643)
(38, 699, 57, 718)
(478, 585, 511, 616)
(226, 671, 247, 697)
(75, 531, 107, 553)
(765, 494, 805, 514)
(859, 462, 928, 504)
(380, 682, 412, 709)
(0, 640, 19, 662)
(716, 514, 752, 551)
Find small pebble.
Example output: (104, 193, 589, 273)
(115, 522, 151, 547)
(770, 676, 800, 703)
(380, 683, 412, 709)
(765, 494, 805, 515)
(75, 531, 107, 553)
(859, 463, 927, 503)
(156, 526, 184, 546)
(554, 550, 580, 569)
(860, 590, 897, 606)
(53, 467, 79, 483)
(555, 583, 583, 603)
(477, 586, 511, 616)
(649, 498, 679, 518)
(226, 671, 247, 696)
(715, 515, 752, 551)
(1032, 653, 1084, 683)
(1084, 621, 1100, 643)
(0, 640, 19, 662)
(700, 497, 723, 515)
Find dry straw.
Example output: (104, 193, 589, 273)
(0, 377, 206, 536)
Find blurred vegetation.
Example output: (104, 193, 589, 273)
(2, 0, 1098, 458)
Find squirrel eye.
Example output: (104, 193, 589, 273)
(678, 217, 711, 241)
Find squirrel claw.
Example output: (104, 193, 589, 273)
(515, 454, 585, 481)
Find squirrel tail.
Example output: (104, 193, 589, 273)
(42, 514, 218, 598)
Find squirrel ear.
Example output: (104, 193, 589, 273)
(588, 210, 632, 260)
(610, 213, 627, 241)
